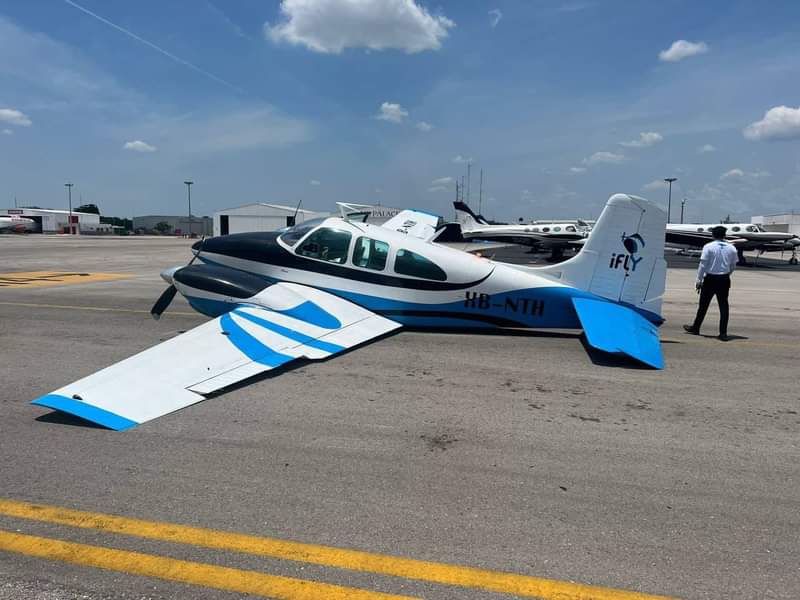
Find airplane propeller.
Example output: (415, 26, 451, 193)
(150, 236, 205, 320)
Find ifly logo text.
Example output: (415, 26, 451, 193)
(609, 233, 645, 272)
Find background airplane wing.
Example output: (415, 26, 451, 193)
(381, 209, 442, 239)
(32, 283, 401, 430)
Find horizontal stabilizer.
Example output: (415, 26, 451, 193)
(572, 297, 664, 369)
(33, 283, 401, 430)
(381, 209, 441, 239)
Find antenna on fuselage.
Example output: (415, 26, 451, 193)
(292, 199, 302, 224)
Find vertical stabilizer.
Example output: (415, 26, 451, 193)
(541, 194, 667, 320)
(453, 201, 487, 231)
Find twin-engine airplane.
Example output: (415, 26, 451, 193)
(453, 201, 590, 261)
(33, 194, 667, 431)
(666, 223, 800, 265)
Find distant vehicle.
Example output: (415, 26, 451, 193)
(666, 223, 799, 265)
(453, 201, 590, 261)
(33, 194, 667, 430)
(0, 215, 36, 233)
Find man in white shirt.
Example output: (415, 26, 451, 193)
(684, 226, 739, 341)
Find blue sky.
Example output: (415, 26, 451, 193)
(1, 0, 799, 222)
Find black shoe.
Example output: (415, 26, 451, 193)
(718, 334, 732, 341)
(683, 324, 699, 335)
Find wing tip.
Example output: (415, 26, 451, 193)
(32, 394, 138, 431)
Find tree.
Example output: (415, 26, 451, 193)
(75, 204, 100, 214)
(153, 221, 172, 234)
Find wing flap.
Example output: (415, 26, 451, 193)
(32, 283, 401, 429)
(572, 297, 664, 369)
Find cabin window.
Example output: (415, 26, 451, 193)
(566, 225, 576, 232)
(352, 237, 389, 271)
(279, 218, 326, 246)
(707, 227, 713, 232)
(394, 249, 447, 281)
(697, 228, 704, 232)
(532, 227, 539, 232)
(296, 228, 352, 264)
(542, 227, 550, 233)
(732, 226, 741, 232)
(553, 226, 561, 232)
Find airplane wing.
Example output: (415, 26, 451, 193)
(665, 230, 747, 247)
(32, 283, 401, 430)
(381, 209, 442, 240)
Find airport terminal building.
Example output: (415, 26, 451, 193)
(212, 203, 327, 237)
(753, 211, 800, 236)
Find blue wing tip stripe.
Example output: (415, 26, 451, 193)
(31, 394, 138, 431)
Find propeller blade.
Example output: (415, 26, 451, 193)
(150, 285, 177, 320)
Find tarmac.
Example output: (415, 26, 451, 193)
(0, 234, 798, 600)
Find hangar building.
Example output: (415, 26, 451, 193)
(753, 211, 800, 236)
(212, 203, 327, 237)
(0, 207, 107, 234)
(132, 215, 213, 236)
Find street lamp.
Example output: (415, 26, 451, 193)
(663, 177, 677, 223)
(64, 182, 74, 234)
(680, 197, 687, 224)
(184, 181, 193, 237)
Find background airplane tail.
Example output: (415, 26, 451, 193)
(541, 194, 667, 320)
(453, 201, 486, 232)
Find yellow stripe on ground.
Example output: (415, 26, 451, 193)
(0, 271, 131, 288)
(0, 530, 416, 600)
(0, 300, 196, 316)
(0, 498, 676, 600)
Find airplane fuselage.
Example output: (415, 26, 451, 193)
(173, 219, 626, 331)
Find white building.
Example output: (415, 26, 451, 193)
(133, 215, 212, 236)
(212, 203, 327, 237)
(0, 208, 105, 234)
(752, 211, 800, 236)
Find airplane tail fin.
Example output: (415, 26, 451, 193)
(540, 194, 667, 320)
(453, 201, 487, 232)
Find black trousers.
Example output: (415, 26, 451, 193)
(692, 273, 731, 335)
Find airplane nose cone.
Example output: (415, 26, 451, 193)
(160, 266, 181, 284)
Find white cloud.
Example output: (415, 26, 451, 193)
(428, 185, 447, 193)
(452, 154, 472, 164)
(2, 128, 13, 135)
(376, 102, 408, 123)
(265, 0, 454, 54)
(569, 166, 587, 174)
(642, 179, 668, 191)
(620, 131, 663, 148)
(583, 151, 625, 165)
(743, 105, 800, 142)
(310, 179, 321, 186)
(415, 121, 433, 131)
(123, 140, 157, 153)
(698, 144, 716, 153)
(521, 189, 532, 200)
(488, 9, 502, 28)
(720, 168, 744, 180)
(431, 176, 453, 186)
(0, 108, 32, 126)
(658, 40, 709, 62)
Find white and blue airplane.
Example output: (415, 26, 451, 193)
(33, 194, 667, 431)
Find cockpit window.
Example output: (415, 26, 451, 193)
(278, 218, 327, 246)
(566, 225, 576, 232)
(352, 237, 389, 271)
(296, 227, 352, 264)
(746, 225, 758, 232)
(394, 249, 447, 281)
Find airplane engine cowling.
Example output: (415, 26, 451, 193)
(172, 264, 273, 316)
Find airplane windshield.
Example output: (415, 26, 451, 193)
(278, 218, 328, 246)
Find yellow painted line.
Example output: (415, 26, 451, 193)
(0, 271, 131, 288)
(0, 499, 676, 600)
(0, 301, 196, 316)
(0, 530, 416, 600)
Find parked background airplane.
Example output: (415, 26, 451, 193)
(453, 201, 590, 261)
(0, 215, 36, 233)
(666, 223, 800, 264)
(33, 194, 667, 430)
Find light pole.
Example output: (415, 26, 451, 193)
(64, 182, 74, 234)
(680, 197, 687, 224)
(184, 181, 193, 237)
(664, 177, 677, 223)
